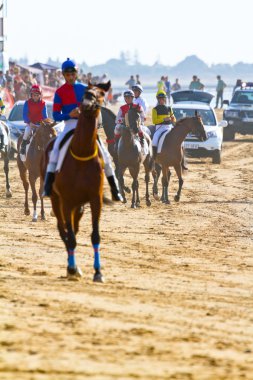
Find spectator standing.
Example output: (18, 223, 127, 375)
(136, 74, 141, 84)
(164, 76, 171, 103)
(171, 78, 181, 91)
(0, 71, 6, 88)
(189, 75, 200, 90)
(215, 75, 226, 108)
(233, 79, 242, 95)
(125, 75, 136, 89)
(157, 76, 166, 92)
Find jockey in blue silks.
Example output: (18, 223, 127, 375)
(43, 58, 122, 202)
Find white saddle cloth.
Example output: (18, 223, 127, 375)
(157, 129, 172, 153)
(56, 136, 72, 172)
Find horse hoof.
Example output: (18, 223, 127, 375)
(131, 204, 136, 209)
(163, 200, 170, 204)
(125, 187, 131, 194)
(93, 271, 105, 283)
(123, 199, 127, 204)
(32, 217, 38, 222)
(67, 266, 83, 281)
(174, 195, 180, 202)
(153, 193, 159, 201)
(146, 200, 151, 207)
(25, 210, 30, 216)
(136, 202, 141, 208)
(6, 191, 12, 198)
(41, 215, 46, 221)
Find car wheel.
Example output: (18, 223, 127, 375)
(223, 128, 235, 141)
(212, 150, 221, 164)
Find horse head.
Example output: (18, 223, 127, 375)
(35, 120, 57, 151)
(81, 81, 111, 116)
(192, 111, 208, 141)
(126, 104, 141, 135)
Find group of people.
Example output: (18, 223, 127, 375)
(189, 74, 227, 108)
(157, 76, 181, 103)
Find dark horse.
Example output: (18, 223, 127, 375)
(0, 121, 12, 198)
(17, 120, 57, 221)
(42, 81, 111, 282)
(153, 113, 207, 204)
(117, 104, 153, 208)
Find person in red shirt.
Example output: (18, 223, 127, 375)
(20, 85, 48, 157)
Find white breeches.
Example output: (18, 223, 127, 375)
(48, 118, 115, 177)
(23, 125, 36, 140)
(152, 124, 173, 147)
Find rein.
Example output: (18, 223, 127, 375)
(70, 145, 98, 161)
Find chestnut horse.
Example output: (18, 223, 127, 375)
(153, 113, 207, 204)
(117, 104, 153, 208)
(17, 120, 57, 221)
(42, 81, 111, 282)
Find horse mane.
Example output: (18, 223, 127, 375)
(174, 117, 191, 128)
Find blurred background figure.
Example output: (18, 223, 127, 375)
(171, 78, 181, 91)
(164, 76, 171, 103)
(233, 79, 242, 94)
(125, 75, 136, 89)
(136, 74, 141, 84)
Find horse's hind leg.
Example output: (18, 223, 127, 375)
(174, 164, 184, 202)
(29, 174, 38, 222)
(3, 154, 12, 198)
(17, 158, 30, 215)
(90, 197, 104, 283)
(144, 160, 151, 207)
(118, 166, 127, 203)
(152, 163, 161, 200)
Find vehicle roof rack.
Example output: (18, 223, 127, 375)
(240, 82, 253, 89)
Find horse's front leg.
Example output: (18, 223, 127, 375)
(174, 164, 184, 202)
(144, 159, 151, 207)
(3, 154, 12, 198)
(161, 166, 171, 204)
(90, 197, 104, 283)
(39, 176, 46, 220)
(29, 173, 39, 222)
(63, 204, 82, 280)
(118, 166, 127, 203)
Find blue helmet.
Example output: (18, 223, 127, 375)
(61, 58, 77, 73)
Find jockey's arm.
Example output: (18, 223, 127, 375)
(152, 108, 159, 125)
(23, 101, 30, 124)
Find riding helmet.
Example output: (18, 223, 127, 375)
(124, 90, 134, 97)
(156, 90, 167, 98)
(61, 58, 77, 73)
(30, 85, 42, 95)
(132, 84, 143, 93)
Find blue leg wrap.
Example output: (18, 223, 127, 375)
(93, 244, 101, 270)
(68, 249, 76, 269)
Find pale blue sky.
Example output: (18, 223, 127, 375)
(6, 0, 253, 66)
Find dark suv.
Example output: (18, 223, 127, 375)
(223, 83, 253, 140)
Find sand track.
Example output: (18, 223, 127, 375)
(0, 131, 253, 380)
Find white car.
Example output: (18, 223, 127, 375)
(171, 90, 228, 164)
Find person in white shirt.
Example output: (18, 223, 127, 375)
(132, 84, 149, 116)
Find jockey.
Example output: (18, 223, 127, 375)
(152, 90, 176, 161)
(114, 89, 146, 152)
(43, 58, 122, 202)
(132, 84, 149, 115)
(20, 85, 48, 155)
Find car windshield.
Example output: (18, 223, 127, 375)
(174, 108, 216, 126)
(231, 91, 253, 104)
(8, 103, 53, 121)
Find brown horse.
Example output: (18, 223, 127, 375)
(153, 113, 207, 204)
(117, 104, 153, 208)
(42, 81, 111, 282)
(17, 120, 57, 221)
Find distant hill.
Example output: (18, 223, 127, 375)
(12, 54, 253, 86)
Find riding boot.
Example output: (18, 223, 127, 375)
(20, 139, 27, 155)
(107, 175, 123, 202)
(0, 134, 4, 150)
(42, 172, 55, 197)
